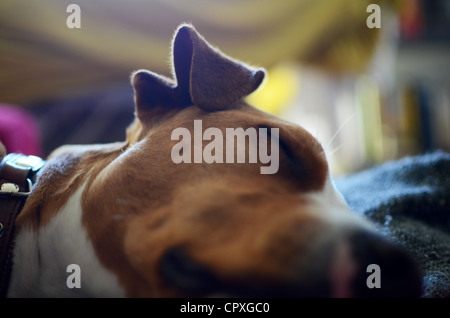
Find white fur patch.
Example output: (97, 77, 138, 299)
(8, 183, 125, 297)
(307, 174, 373, 231)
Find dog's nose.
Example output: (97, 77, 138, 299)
(336, 230, 423, 297)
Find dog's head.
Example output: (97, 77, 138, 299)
(81, 24, 421, 297)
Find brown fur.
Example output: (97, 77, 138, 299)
(12, 24, 421, 297)
(15, 24, 329, 296)
(84, 105, 328, 296)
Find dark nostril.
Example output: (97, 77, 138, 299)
(349, 231, 422, 297)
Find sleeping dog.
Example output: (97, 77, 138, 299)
(4, 24, 422, 297)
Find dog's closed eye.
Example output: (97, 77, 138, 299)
(258, 124, 326, 191)
(261, 125, 306, 179)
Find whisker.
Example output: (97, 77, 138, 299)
(326, 143, 345, 157)
(325, 113, 355, 152)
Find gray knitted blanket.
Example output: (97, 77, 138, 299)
(336, 151, 450, 297)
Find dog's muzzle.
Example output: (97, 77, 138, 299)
(159, 228, 423, 297)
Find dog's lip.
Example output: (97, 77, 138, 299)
(157, 233, 423, 298)
(159, 247, 223, 296)
(158, 245, 332, 297)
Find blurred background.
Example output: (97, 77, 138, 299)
(0, 0, 449, 175)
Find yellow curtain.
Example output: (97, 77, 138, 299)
(0, 0, 388, 104)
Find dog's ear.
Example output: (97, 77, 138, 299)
(131, 69, 191, 120)
(131, 24, 265, 119)
(173, 24, 266, 111)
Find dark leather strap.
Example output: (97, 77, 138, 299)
(0, 194, 27, 297)
(0, 153, 45, 297)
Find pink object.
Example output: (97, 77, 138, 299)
(0, 104, 42, 156)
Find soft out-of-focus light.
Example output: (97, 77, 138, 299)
(355, 76, 384, 165)
(246, 63, 300, 116)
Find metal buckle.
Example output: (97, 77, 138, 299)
(0, 178, 33, 197)
(0, 154, 44, 198)
(6, 154, 45, 172)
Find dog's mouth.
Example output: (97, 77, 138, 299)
(159, 247, 331, 297)
(159, 247, 224, 296)
(158, 230, 423, 298)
